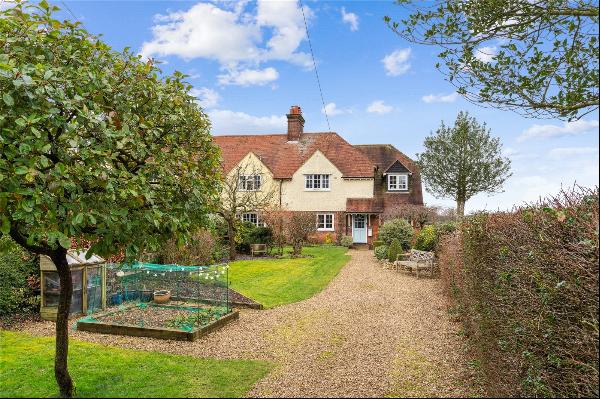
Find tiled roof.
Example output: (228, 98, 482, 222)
(353, 144, 417, 173)
(346, 198, 384, 213)
(213, 132, 375, 179)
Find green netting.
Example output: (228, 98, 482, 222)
(77, 261, 231, 332)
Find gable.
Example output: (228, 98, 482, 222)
(294, 150, 343, 176)
(384, 160, 410, 174)
(228, 152, 273, 178)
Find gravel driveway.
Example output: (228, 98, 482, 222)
(22, 249, 480, 397)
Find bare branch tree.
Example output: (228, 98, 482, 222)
(217, 164, 277, 260)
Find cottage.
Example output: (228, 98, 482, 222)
(213, 105, 424, 246)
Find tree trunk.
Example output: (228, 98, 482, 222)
(292, 240, 302, 256)
(456, 199, 466, 217)
(50, 248, 75, 398)
(227, 219, 237, 260)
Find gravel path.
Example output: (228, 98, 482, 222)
(20, 250, 480, 397)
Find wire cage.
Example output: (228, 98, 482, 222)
(77, 262, 236, 340)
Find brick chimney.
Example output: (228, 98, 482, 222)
(286, 105, 304, 141)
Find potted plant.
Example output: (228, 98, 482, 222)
(153, 290, 171, 304)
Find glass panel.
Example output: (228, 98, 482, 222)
(43, 272, 60, 307)
(354, 215, 365, 228)
(71, 269, 83, 314)
(86, 267, 103, 313)
(43, 269, 84, 314)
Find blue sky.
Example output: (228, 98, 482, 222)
(55, 0, 599, 212)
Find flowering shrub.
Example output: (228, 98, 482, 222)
(414, 225, 437, 251)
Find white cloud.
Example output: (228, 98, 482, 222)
(189, 87, 220, 109)
(518, 119, 599, 142)
(366, 100, 393, 115)
(209, 109, 286, 134)
(140, 1, 312, 86)
(341, 7, 359, 31)
(475, 46, 497, 63)
(422, 92, 460, 103)
(547, 146, 599, 160)
(218, 67, 279, 86)
(382, 48, 412, 76)
(322, 102, 350, 116)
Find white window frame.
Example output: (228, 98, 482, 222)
(316, 213, 334, 231)
(304, 174, 330, 191)
(241, 212, 264, 227)
(388, 174, 408, 191)
(238, 174, 262, 192)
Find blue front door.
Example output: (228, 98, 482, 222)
(352, 214, 367, 243)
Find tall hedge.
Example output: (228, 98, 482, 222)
(0, 237, 39, 317)
(438, 188, 599, 397)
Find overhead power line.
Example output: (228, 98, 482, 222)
(299, 0, 331, 132)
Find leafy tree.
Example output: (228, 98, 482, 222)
(385, 0, 599, 120)
(418, 112, 511, 216)
(0, 2, 220, 396)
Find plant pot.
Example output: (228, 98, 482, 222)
(153, 290, 171, 304)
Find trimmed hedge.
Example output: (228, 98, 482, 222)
(387, 239, 402, 262)
(438, 188, 599, 397)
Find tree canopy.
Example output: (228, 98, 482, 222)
(386, 0, 599, 120)
(0, 1, 221, 396)
(1, 1, 221, 259)
(417, 112, 512, 216)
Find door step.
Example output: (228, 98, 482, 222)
(351, 243, 371, 250)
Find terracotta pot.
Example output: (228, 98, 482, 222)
(153, 290, 171, 304)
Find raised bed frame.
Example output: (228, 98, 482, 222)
(76, 305, 240, 341)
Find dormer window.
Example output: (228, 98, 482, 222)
(388, 174, 408, 191)
(238, 175, 262, 191)
(305, 174, 330, 191)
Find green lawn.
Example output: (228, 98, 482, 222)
(229, 245, 350, 308)
(0, 331, 272, 398)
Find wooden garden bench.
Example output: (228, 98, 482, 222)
(251, 243, 267, 257)
(394, 249, 435, 278)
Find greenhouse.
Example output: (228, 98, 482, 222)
(76, 261, 239, 341)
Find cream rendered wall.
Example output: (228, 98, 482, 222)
(281, 150, 373, 211)
(224, 152, 280, 208)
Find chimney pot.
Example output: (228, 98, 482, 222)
(287, 105, 304, 141)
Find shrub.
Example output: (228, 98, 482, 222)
(249, 226, 273, 246)
(340, 235, 353, 248)
(374, 245, 388, 260)
(438, 187, 599, 397)
(235, 221, 258, 254)
(387, 239, 403, 262)
(0, 237, 39, 317)
(324, 233, 334, 245)
(378, 218, 413, 250)
(160, 229, 216, 266)
(414, 225, 437, 251)
(372, 240, 384, 248)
